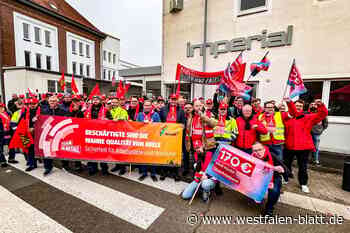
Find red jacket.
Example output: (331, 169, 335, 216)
(235, 117, 268, 149)
(284, 102, 328, 151)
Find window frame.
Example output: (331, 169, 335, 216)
(45, 30, 51, 47)
(86, 44, 90, 58)
(46, 55, 52, 71)
(86, 65, 90, 77)
(108, 52, 111, 63)
(113, 54, 116, 64)
(80, 63, 84, 76)
(24, 51, 31, 67)
(34, 26, 41, 44)
(23, 23, 30, 41)
(72, 40, 77, 55)
(36, 53, 42, 69)
(79, 42, 84, 56)
(236, 0, 271, 17)
(72, 62, 77, 75)
(103, 51, 107, 61)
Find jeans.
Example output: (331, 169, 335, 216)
(284, 149, 310, 185)
(8, 148, 16, 160)
(268, 144, 284, 161)
(182, 150, 190, 173)
(182, 179, 216, 200)
(311, 133, 321, 162)
(27, 145, 37, 168)
(140, 165, 156, 176)
(265, 175, 282, 213)
(0, 137, 5, 163)
(44, 159, 53, 171)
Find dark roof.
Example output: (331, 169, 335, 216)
(17, 0, 106, 38)
(119, 66, 161, 77)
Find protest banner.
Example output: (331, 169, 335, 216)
(34, 115, 183, 166)
(205, 144, 274, 203)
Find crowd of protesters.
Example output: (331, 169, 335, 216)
(0, 89, 328, 216)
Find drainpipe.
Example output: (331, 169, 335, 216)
(201, 0, 208, 98)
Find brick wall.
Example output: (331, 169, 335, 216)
(0, 0, 102, 79)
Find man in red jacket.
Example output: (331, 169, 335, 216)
(283, 98, 328, 193)
(235, 105, 268, 154)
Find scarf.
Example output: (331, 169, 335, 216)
(166, 105, 177, 123)
(215, 113, 226, 136)
(143, 111, 153, 123)
(204, 110, 214, 138)
(192, 114, 203, 149)
(84, 104, 107, 120)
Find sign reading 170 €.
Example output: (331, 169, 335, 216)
(187, 25, 293, 58)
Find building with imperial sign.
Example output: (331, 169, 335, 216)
(162, 0, 350, 154)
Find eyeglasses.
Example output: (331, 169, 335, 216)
(219, 108, 227, 111)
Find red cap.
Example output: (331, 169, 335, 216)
(170, 94, 178, 99)
(41, 94, 47, 99)
(72, 95, 80, 100)
(120, 96, 125, 101)
(138, 97, 144, 103)
(31, 98, 39, 104)
(57, 93, 63, 98)
(157, 96, 164, 101)
(219, 102, 228, 109)
(24, 99, 31, 104)
(199, 97, 204, 101)
(0, 103, 5, 107)
(19, 94, 25, 99)
(206, 99, 213, 104)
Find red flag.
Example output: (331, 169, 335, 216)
(112, 76, 116, 87)
(88, 83, 101, 100)
(71, 74, 79, 94)
(9, 108, 33, 153)
(287, 60, 307, 98)
(58, 72, 65, 91)
(27, 88, 35, 97)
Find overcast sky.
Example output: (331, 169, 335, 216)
(66, 0, 162, 67)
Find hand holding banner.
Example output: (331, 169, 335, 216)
(205, 144, 274, 203)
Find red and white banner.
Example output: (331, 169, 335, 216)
(34, 115, 183, 166)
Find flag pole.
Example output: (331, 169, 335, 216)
(281, 58, 295, 102)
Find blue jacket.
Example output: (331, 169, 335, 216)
(136, 112, 161, 123)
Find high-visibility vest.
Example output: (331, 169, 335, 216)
(110, 107, 128, 120)
(214, 118, 238, 141)
(258, 112, 285, 142)
(10, 110, 21, 123)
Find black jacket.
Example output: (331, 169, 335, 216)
(41, 106, 67, 117)
(159, 105, 185, 125)
(90, 104, 103, 119)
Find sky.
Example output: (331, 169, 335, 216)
(65, 0, 162, 67)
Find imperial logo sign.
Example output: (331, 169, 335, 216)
(187, 25, 293, 58)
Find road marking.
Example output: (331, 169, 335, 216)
(0, 185, 73, 233)
(12, 156, 165, 230)
(280, 191, 350, 220)
(110, 169, 188, 195)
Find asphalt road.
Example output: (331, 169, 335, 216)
(0, 160, 349, 233)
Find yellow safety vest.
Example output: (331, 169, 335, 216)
(110, 107, 128, 120)
(214, 118, 238, 141)
(10, 110, 21, 123)
(258, 112, 285, 142)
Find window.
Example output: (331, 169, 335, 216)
(300, 82, 323, 106)
(113, 54, 116, 64)
(86, 44, 90, 58)
(23, 23, 30, 41)
(328, 81, 350, 117)
(86, 65, 90, 77)
(66, 82, 72, 94)
(79, 42, 83, 56)
(108, 70, 111, 80)
(45, 30, 51, 46)
(47, 80, 56, 93)
(34, 27, 41, 44)
(240, 0, 266, 11)
(103, 69, 106, 80)
(72, 62, 77, 74)
(108, 52, 111, 63)
(113, 71, 116, 78)
(72, 40, 76, 54)
(24, 51, 31, 67)
(103, 51, 107, 61)
(80, 63, 84, 76)
(46, 56, 51, 71)
(36, 53, 41, 69)
(238, 0, 268, 16)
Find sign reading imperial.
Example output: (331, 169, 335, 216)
(187, 25, 293, 58)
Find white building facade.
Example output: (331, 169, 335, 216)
(162, 0, 350, 154)
(101, 36, 120, 82)
(13, 12, 59, 72)
(66, 32, 96, 79)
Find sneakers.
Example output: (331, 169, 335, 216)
(25, 167, 36, 172)
(202, 191, 210, 203)
(119, 168, 126, 176)
(43, 169, 52, 176)
(8, 159, 19, 164)
(110, 165, 120, 173)
(301, 185, 310, 193)
(151, 175, 158, 182)
(1, 163, 8, 168)
(138, 174, 147, 181)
